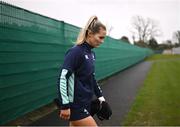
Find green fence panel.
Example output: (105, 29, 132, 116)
(94, 36, 153, 80)
(0, 1, 153, 125)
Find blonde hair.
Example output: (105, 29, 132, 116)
(76, 16, 106, 45)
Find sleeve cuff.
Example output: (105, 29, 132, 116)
(98, 96, 105, 102)
(54, 98, 70, 109)
(61, 104, 70, 109)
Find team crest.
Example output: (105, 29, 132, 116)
(85, 55, 89, 59)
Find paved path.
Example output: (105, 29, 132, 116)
(30, 61, 152, 126)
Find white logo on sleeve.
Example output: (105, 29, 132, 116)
(85, 55, 89, 59)
(92, 54, 95, 60)
(84, 109, 89, 114)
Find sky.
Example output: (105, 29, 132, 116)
(4, 0, 180, 44)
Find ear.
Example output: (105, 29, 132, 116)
(87, 30, 93, 37)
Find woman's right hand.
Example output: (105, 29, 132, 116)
(59, 108, 71, 120)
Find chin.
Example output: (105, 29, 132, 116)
(95, 44, 101, 48)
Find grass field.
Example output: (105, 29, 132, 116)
(145, 54, 180, 61)
(123, 54, 180, 126)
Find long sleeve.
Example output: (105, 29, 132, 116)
(92, 51, 103, 98)
(57, 69, 71, 109)
(57, 47, 81, 109)
(93, 73, 103, 98)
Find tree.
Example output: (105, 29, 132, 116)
(130, 15, 161, 43)
(119, 36, 131, 44)
(148, 37, 158, 49)
(166, 40, 172, 45)
(173, 31, 180, 44)
(174, 43, 180, 47)
(134, 40, 149, 48)
(166, 40, 173, 49)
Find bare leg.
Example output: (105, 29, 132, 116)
(70, 116, 97, 126)
(69, 122, 74, 127)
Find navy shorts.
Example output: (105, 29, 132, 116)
(70, 104, 91, 121)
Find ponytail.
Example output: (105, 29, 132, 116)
(76, 16, 106, 45)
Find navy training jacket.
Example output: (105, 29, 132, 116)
(57, 41, 103, 109)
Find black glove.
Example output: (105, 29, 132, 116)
(90, 99, 101, 116)
(90, 99, 112, 121)
(96, 101, 112, 121)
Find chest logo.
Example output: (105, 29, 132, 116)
(85, 55, 89, 59)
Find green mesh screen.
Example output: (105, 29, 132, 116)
(0, 1, 153, 125)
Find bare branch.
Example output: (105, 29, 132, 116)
(130, 15, 161, 43)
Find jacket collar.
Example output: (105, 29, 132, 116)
(82, 41, 94, 51)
